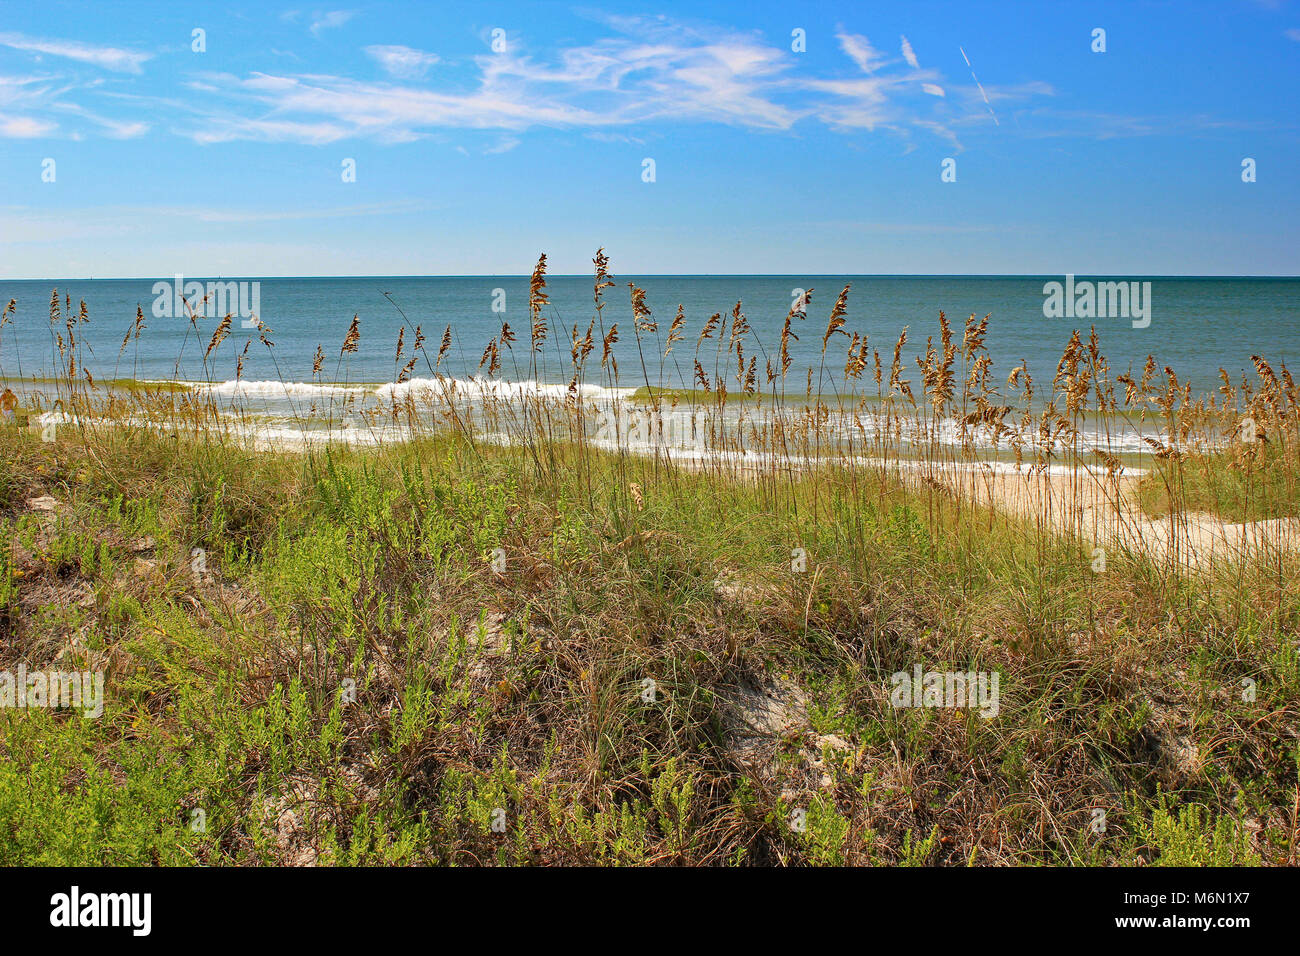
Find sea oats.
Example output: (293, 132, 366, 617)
(530, 253, 550, 352)
(727, 301, 749, 350)
(341, 314, 361, 355)
(436, 325, 452, 368)
(821, 284, 850, 352)
(664, 305, 685, 356)
(694, 360, 711, 392)
(593, 248, 615, 308)
(697, 311, 720, 346)
(205, 314, 232, 360)
(630, 284, 655, 332)
(602, 324, 619, 369)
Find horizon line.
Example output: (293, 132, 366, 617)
(3, 273, 1299, 282)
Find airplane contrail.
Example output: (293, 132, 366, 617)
(959, 45, 999, 126)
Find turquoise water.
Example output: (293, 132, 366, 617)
(1, 275, 1296, 394)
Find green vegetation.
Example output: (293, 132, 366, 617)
(1137, 440, 1300, 522)
(1, 424, 1294, 866)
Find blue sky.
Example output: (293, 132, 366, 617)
(0, 0, 1296, 277)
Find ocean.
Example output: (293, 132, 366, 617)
(2, 274, 1296, 403)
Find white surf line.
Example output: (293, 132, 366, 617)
(20, 405, 1157, 477)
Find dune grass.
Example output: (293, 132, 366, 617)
(1137, 440, 1300, 522)
(0, 421, 1295, 865)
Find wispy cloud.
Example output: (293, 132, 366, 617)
(309, 10, 356, 37)
(187, 111, 353, 146)
(0, 69, 149, 140)
(171, 18, 1003, 145)
(483, 137, 520, 155)
(0, 15, 1062, 147)
(365, 44, 440, 80)
(0, 112, 56, 137)
(900, 35, 920, 69)
(837, 30, 886, 74)
(0, 74, 64, 137)
(0, 74, 58, 108)
(53, 102, 149, 138)
(0, 31, 150, 73)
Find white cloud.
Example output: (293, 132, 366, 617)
(188, 114, 352, 145)
(365, 45, 440, 80)
(0, 32, 150, 73)
(836, 30, 885, 74)
(53, 102, 149, 138)
(1, 15, 1057, 147)
(90, 117, 148, 138)
(180, 24, 816, 140)
(900, 35, 920, 69)
(0, 112, 56, 137)
(0, 74, 55, 108)
(310, 11, 356, 37)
